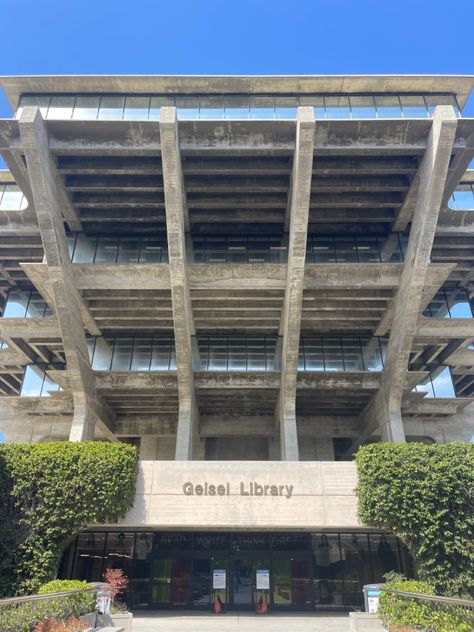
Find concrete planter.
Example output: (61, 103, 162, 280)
(79, 612, 97, 628)
(97, 612, 133, 632)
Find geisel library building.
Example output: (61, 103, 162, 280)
(0, 75, 474, 611)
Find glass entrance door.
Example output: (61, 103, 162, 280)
(151, 559, 191, 607)
(273, 558, 312, 608)
(232, 558, 270, 608)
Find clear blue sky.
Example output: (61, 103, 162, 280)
(0, 0, 473, 116)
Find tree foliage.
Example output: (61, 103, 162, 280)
(0, 442, 138, 597)
(355, 442, 474, 598)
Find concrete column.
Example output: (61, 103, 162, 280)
(18, 107, 115, 442)
(276, 107, 315, 460)
(357, 106, 458, 446)
(160, 108, 199, 460)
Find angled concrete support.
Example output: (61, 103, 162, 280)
(357, 106, 458, 446)
(276, 107, 315, 460)
(160, 107, 199, 460)
(18, 107, 115, 441)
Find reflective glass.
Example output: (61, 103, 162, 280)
(249, 96, 275, 120)
(26, 292, 51, 318)
(149, 96, 174, 120)
(18, 95, 51, 118)
(91, 337, 113, 370)
(414, 376, 435, 398)
(324, 96, 351, 119)
(369, 534, 401, 579)
(425, 95, 459, 116)
(98, 96, 125, 120)
(103, 532, 135, 578)
(73, 532, 107, 582)
(375, 96, 401, 118)
(361, 338, 384, 371)
(21, 365, 46, 396)
(339, 533, 372, 603)
(73, 234, 96, 263)
(356, 238, 381, 262)
(228, 336, 247, 370)
(0, 185, 27, 210)
(335, 238, 358, 263)
(274, 97, 298, 119)
(131, 338, 152, 370)
(47, 96, 75, 120)
(432, 367, 456, 398)
(307, 237, 336, 263)
(111, 338, 133, 370)
(246, 339, 266, 371)
(449, 185, 474, 210)
(309, 96, 325, 120)
(323, 338, 344, 371)
(300, 338, 324, 371)
(224, 96, 250, 119)
(95, 237, 119, 263)
(400, 96, 428, 118)
(139, 240, 167, 263)
(117, 240, 139, 263)
(3, 290, 30, 317)
(176, 97, 199, 120)
(342, 338, 364, 370)
(349, 96, 376, 119)
(312, 534, 343, 607)
(72, 96, 100, 120)
(42, 371, 61, 397)
(124, 96, 150, 120)
(198, 96, 225, 120)
(150, 338, 175, 370)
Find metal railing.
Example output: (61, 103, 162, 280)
(381, 587, 474, 629)
(0, 587, 97, 632)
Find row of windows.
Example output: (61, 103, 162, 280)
(2, 289, 52, 319)
(18, 359, 459, 399)
(448, 184, 474, 210)
(64, 233, 408, 266)
(0, 184, 28, 211)
(17, 93, 461, 121)
(423, 288, 473, 319)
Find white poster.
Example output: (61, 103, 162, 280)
(256, 569, 270, 590)
(213, 569, 226, 589)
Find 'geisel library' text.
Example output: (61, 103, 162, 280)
(183, 481, 294, 498)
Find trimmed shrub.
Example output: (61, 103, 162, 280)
(38, 580, 95, 618)
(0, 442, 138, 597)
(378, 575, 473, 632)
(355, 442, 474, 598)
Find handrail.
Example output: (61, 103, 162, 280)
(0, 587, 96, 607)
(381, 587, 474, 609)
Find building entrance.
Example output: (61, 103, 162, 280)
(59, 530, 410, 611)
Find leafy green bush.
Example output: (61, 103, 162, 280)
(378, 575, 473, 632)
(0, 441, 138, 597)
(0, 596, 91, 632)
(355, 442, 474, 598)
(38, 580, 95, 618)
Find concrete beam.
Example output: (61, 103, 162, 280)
(18, 107, 115, 441)
(358, 106, 458, 445)
(160, 108, 199, 460)
(276, 107, 315, 461)
(417, 317, 474, 339)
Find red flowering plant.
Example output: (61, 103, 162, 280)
(102, 568, 129, 612)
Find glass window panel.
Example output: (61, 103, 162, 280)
(176, 96, 199, 120)
(198, 96, 225, 120)
(103, 532, 135, 577)
(86, 338, 96, 364)
(375, 96, 402, 118)
(208, 337, 227, 370)
(414, 376, 435, 398)
(312, 533, 344, 607)
(73, 233, 96, 263)
(224, 96, 250, 119)
(227, 337, 247, 370)
(308, 96, 326, 120)
(123, 96, 150, 120)
(349, 96, 376, 119)
(18, 95, 51, 118)
(274, 96, 298, 119)
(4, 290, 29, 317)
(139, 240, 166, 263)
(323, 338, 344, 371)
(335, 238, 358, 263)
(246, 339, 266, 371)
(150, 338, 174, 370)
(111, 338, 133, 370)
(369, 534, 402, 581)
(26, 292, 50, 318)
(324, 96, 351, 119)
(356, 238, 380, 262)
(308, 237, 336, 263)
(0, 185, 25, 210)
(41, 372, 61, 397)
(149, 96, 174, 120)
(447, 289, 473, 318)
(131, 338, 152, 371)
(301, 337, 325, 371)
(342, 338, 364, 371)
(72, 96, 100, 120)
(98, 96, 125, 120)
(425, 95, 459, 116)
(431, 367, 456, 398)
(361, 338, 383, 371)
(117, 240, 139, 263)
(249, 96, 275, 119)
(91, 337, 113, 370)
(21, 365, 45, 396)
(47, 96, 75, 120)
(94, 237, 119, 263)
(339, 533, 372, 605)
(399, 96, 428, 118)
(74, 532, 107, 582)
(66, 233, 77, 258)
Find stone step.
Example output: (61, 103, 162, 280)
(349, 612, 387, 632)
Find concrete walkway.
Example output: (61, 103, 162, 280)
(132, 611, 352, 631)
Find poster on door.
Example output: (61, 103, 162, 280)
(256, 569, 270, 590)
(213, 569, 227, 589)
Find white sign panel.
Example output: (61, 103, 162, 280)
(256, 569, 270, 590)
(213, 569, 226, 589)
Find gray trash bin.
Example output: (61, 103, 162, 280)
(363, 583, 382, 613)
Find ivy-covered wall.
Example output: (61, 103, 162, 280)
(0, 441, 138, 597)
(355, 442, 474, 598)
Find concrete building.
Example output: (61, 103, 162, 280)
(0, 75, 473, 610)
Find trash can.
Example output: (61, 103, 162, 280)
(363, 583, 382, 613)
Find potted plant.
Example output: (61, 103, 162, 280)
(96, 569, 133, 632)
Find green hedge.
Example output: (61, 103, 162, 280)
(378, 575, 473, 632)
(355, 442, 474, 598)
(0, 441, 138, 597)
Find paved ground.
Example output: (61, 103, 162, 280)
(132, 611, 352, 631)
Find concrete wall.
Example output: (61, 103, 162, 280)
(113, 460, 361, 530)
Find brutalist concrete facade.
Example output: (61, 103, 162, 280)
(0, 75, 473, 464)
